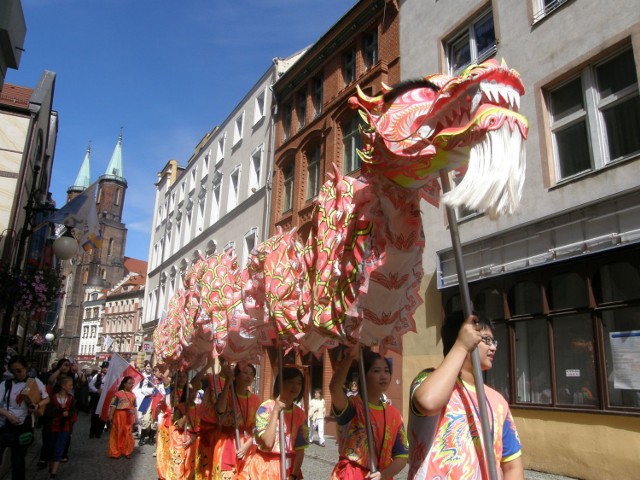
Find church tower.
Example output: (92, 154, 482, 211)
(56, 133, 128, 358)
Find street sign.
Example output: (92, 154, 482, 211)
(142, 341, 154, 353)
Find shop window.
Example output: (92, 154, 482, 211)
(514, 318, 552, 404)
(509, 281, 543, 316)
(485, 322, 511, 401)
(474, 288, 503, 320)
(593, 261, 640, 303)
(446, 10, 496, 74)
(548, 272, 588, 310)
(553, 313, 599, 406)
(602, 307, 640, 408)
(547, 47, 640, 182)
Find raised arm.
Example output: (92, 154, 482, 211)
(329, 345, 359, 414)
(412, 315, 481, 416)
(214, 362, 235, 414)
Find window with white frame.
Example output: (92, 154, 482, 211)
(233, 112, 244, 146)
(202, 151, 210, 179)
(547, 47, 640, 182)
(228, 166, 240, 210)
(313, 75, 324, 117)
(185, 210, 192, 244)
(307, 145, 321, 200)
(179, 182, 186, 203)
(254, 89, 266, 125)
(249, 147, 263, 194)
(175, 218, 182, 252)
(211, 173, 222, 223)
(364, 29, 378, 70)
(224, 240, 236, 254)
(170, 191, 176, 212)
(190, 169, 196, 192)
(297, 91, 307, 130)
(243, 228, 258, 269)
(216, 135, 226, 164)
(196, 199, 205, 234)
(282, 162, 294, 213)
(343, 48, 356, 85)
(533, 0, 569, 24)
(447, 10, 496, 74)
(343, 116, 364, 173)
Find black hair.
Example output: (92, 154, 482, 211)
(53, 375, 73, 394)
(143, 360, 152, 368)
(272, 367, 304, 403)
(383, 78, 441, 103)
(8, 355, 29, 369)
(358, 350, 392, 393)
(118, 376, 133, 391)
(234, 363, 257, 378)
(56, 358, 70, 370)
(441, 310, 494, 355)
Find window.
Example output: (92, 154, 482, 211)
(282, 163, 294, 213)
(170, 192, 176, 212)
(107, 238, 113, 257)
(196, 199, 205, 234)
(202, 151, 210, 179)
(533, 0, 569, 24)
(548, 47, 640, 182)
(447, 10, 496, 74)
(283, 104, 292, 140)
(249, 147, 263, 194)
(313, 75, 323, 117)
(343, 116, 364, 173)
(297, 91, 307, 130)
(179, 182, 185, 203)
(306, 145, 321, 200)
(190, 169, 196, 192)
(211, 173, 222, 223)
(243, 227, 258, 269)
(254, 89, 266, 124)
(228, 166, 240, 210)
(233, 112, 244, 146)
(114, 188, 120, 206)
(364, 29, 378, 70)
(445, 248, 640, 412)
(216, 135, 226, 164)
(343, 48, 356, 85)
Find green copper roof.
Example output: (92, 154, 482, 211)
(102, 129, 125, 182)
(68, 143, 91, 192)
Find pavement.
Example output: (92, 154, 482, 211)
(0, 413, 577, 480)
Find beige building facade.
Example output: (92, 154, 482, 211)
(399, 0, 640, 478)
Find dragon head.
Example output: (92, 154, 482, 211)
(350, 59, 529, 217)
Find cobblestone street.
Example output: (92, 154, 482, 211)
(5, 412, 575, 480)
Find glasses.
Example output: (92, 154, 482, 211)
(481, 336, 498, 347)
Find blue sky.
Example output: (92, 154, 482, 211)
(8, 0, 356, 261)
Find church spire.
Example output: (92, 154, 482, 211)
(101, 128, 125, 182)
(67, 143, 91, 195)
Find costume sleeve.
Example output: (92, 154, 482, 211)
(501, 408, 522, 463)
(254, 401, 271, 439)
(293, 407, 310, 450)
(391, 414, 409, 458)
(409, 369, 433, 417)
(332, 397, 356, 426)
(110, 393, 119, 408)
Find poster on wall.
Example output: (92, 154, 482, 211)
(609, 330, 640, 390)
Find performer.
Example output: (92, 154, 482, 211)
(408, 312, 523, 480)
(88, 362, 108, 439)
(330, 348, 408, 480)
(192, 358, 219, 480)
(136, 361, 161, 446)
(307, 388, 326, 447)
(44, 375, 78, 480)
(158, 370, 196, 480)
(247, 367, 308, 480)
(107, 376, 137, 459)
(212, 361, 259, 480)
(0, 355, 50, 480)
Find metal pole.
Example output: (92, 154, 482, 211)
(358, 347, 378, 474)
(277, 347, 286, 480)
(440, 170, 498, 480)
(230, 379, 242, 450)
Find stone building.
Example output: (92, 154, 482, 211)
(398, 0, 640, 477)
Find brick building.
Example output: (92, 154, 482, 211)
(264, 0, 400, 426)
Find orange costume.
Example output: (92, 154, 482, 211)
(108, 390, 137, 458)
(157, 387, 196, 480)
(194, 381, 219, 480)
(212, 390, 260, 480)
(246, 399, 309, 480)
